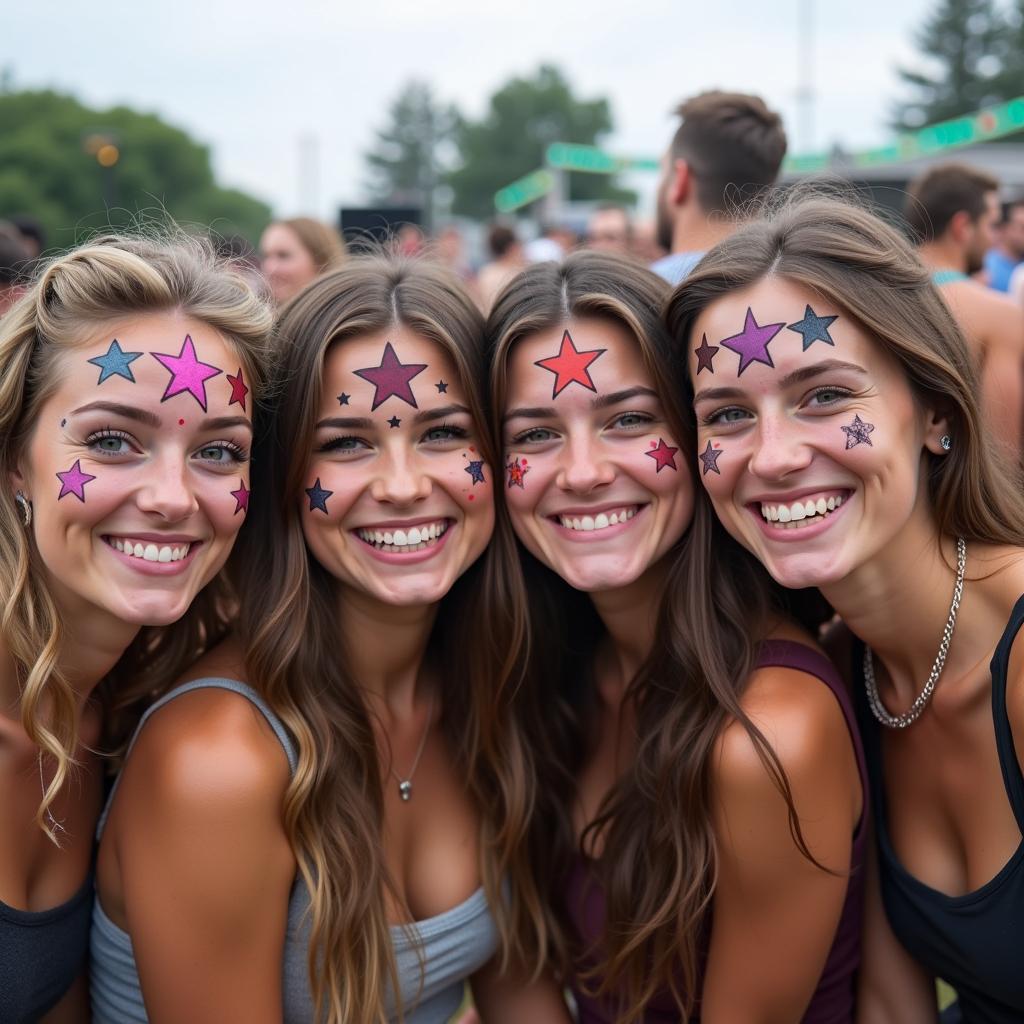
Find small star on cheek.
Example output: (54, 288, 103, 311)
(230, 480, 250, 515)
(338, 393, 350, 406)
(436, 380, 448, 393)
(841, 414, 875, 449)
(699, 440, 723, 476)
(387, 415, 401, 428)
(644, 438, 679, 472)
(305, 478, 333, 514)
(506, 457, 530, 489)
(56, 460, 97, 501)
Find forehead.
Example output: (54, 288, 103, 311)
(507, 317, 650, 401)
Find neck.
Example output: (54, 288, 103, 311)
(671, 205, 736, 256)
(336, 587, 438, 716)
(918, 239, 967, 275)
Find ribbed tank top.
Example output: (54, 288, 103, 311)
(89, 677, 498, 1023)
(857, 595, 1024, 1023)
(566, 640, 868, 1023)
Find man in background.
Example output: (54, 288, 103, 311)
(652, 90, 787, 286)
(585, 204, 632, 254)
(906, 163, 1024, 459)
(983, 199, 1024, 292)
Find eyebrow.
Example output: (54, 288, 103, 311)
(316, 404, 472, 431)
(70, 401, 251, 432)
(504, 385, 659, 421)
(692, 359, 868, 403)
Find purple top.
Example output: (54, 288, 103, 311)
(565, 640, 868, 1023)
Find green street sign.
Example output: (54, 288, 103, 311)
(494, 169, 555, 212)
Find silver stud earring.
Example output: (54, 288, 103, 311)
(14, 491, 32, 527)
(939, 435, 952, 452)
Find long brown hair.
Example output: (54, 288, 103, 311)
(236, 255, 550, 1024)
(665, 192, 1024, 550)
(0, 233, 272, 837)
(484, 251, 828, 1021)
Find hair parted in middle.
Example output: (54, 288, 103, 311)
(235, 253, 551, 1024)
(484, 250, 829, 1022)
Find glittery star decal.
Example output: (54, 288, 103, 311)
(353, 342, 427, 410)
(720, 308, 785, 376)
(151, 335, 223, 411)
(787, 305, 838, 351)
(841, 414, 874, 449)
(436, 380, 448, 393)
(464, 458, 486, 484)
(226, 368, 249, 411)
(88, 339, 143, 384)
(305, 478, 333, 513)
(338, 392, 350, 406)
(230, 479, 250, 515)
(387, 415, 401, 428)
(699, 441, 722, 476)
(694, 333, 719, 375)
(533, 330, 606, 399)
(645, 438, 679, 472)
(506, 457, 530, 489)
(56, 459, 97, 501)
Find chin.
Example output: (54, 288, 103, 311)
(557, 560, 645, 594)
(759, 548, 849, 591)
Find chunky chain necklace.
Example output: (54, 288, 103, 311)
(863, 536, 966, 729)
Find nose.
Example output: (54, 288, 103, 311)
(746, 417, 814, 481)
(369, 447, 432, 507)
(557, 432, 615, 494)
(136, 454, 200, 522)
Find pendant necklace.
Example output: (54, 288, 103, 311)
(388, 692, 435, 802)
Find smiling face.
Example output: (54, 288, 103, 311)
(259, 223, 319, 305)
(301, 325, 494, 607)
(14, 312, 254, 629)
(689, 276, 948, 590)
(502, 316, 692, 594)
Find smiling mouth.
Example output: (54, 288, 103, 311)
(758, 491, 849, 530)
(554, 505, 640, 533)
(355, 519, 450, 553)
(104, 536, 194, 563)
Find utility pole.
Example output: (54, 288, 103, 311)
(797, 0, 816, 153)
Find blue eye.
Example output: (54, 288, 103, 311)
(704, 407, 751, 426)
(612, 411, 653, 429)
(511, 426, 557, 444)
(423, 424, 469, 443)
(196, 442, 247, 464)
(807, 387, 850, 407)
(85, 428, 134, 456)
(319, 435, 369, 453)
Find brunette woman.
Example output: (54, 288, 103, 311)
(485, 251, 866, 1023)
(0, 235, 270, 1023)
(668, 194, 1024, 1023)
(92, 255, 569, 1023)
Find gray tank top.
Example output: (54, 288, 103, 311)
(90, 678, 499, 1023)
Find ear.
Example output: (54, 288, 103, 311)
(948, 209, 972, 246)
(922, 405, 953, 455)
(670, 158, 691, 207)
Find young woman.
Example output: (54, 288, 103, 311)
(485, 251, 866, 1023)
(668, 194, 1024, 1023)
(258, 217, 346, 306)
(93, 256, 570, 1023)
(0, 235, 270, 1024)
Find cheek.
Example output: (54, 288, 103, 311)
(196, 472, 251, 534)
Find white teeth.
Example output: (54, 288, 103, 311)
(407, 527, 422, 545)
(558, 506, 637, 532)
(393, 529, 408, 546)
(109, 538, 190, 562)
(581, 515, 595, 532)
(827, 496, 836, 510)
(142, 544, 158, 562)
(595, 513, 609, 529)
(759, 493, 847, 527)
(133, 542, 144, 557)
(816, 498, 827, 516)
(777, 505, 792, 523)
(384, 531, 393, 544)
(357, 521, 448, 552)
(608, 512, 619, 526)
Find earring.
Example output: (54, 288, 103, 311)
(939, 435, 952, 452)
(14, 491, 32, 527)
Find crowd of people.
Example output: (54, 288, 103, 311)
(2, 89, 1024, 1024)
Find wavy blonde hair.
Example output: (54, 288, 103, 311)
(237, 254, 550, 1023)
(0, 233, 273, 840)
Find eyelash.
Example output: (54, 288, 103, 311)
(701, 387, 854, 426)
(511, 410, 654, 444)
(84, 428, 248, 463)
(319, 423, 470, 453)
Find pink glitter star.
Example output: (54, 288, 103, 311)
(56, 459, 97, 502)
(151, 335, 223, 411)
(230, 479, 250, 515)
(353, 342, 427, 410)
(720, 307, 785, 376)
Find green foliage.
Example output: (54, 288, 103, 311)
(0, 89, 271, 251)
(363, 80, 458, 231)
(892, 0, 1010, 129)
(447, 64, 633, 219)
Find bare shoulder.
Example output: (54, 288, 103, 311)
(948, 280, 1024, 339)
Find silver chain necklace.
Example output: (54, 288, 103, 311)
(863, 536, 966, 729)
(387, 692, 434, 802)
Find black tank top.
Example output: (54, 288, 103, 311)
(857, 594, 1024, 1023)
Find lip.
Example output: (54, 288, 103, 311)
(101, 536, 203, 576)
(353, 520, 454, 565)
(352, 515, 453, 531)
(102, 532, 202, 544)
(749, 490, 852, 542)
(548, 503, 647, 542)
(746, 486, 853, 504)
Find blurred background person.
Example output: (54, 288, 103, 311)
(985, 198, 1024, 292)
(476, 222, 525, 312)
(652, 90, 787, 285)
(907, 162, 1024, 459)
(585, 202, 632, 253)
(0, 223, 30, 316)
(8, 214, 46, 262)
(259, 215, 346, 306)
(433, 223, 473, 283)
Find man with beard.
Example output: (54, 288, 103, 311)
(907, 163, 1024, 458)
(650, 90, 786, 286)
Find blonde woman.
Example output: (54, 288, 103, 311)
(259, 217, 346, 306)
(0, 236, 270, 1023)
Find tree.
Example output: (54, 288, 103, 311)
(447, 65, 632, 219)
(0, 89, 271, 249)
(994, 0, 1024, 100)
(363, 80, 458, 232)
(892, 0, 1008, 130)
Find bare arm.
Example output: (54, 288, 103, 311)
(700, 667, 861, 1024)
(106, 691, 295, 1024)
(855, 830, 938, 1024)
(978, 308, 1024, 458)
(470, 957, 572, 1023)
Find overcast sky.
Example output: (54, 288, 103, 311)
(9, 0, 936, 223)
